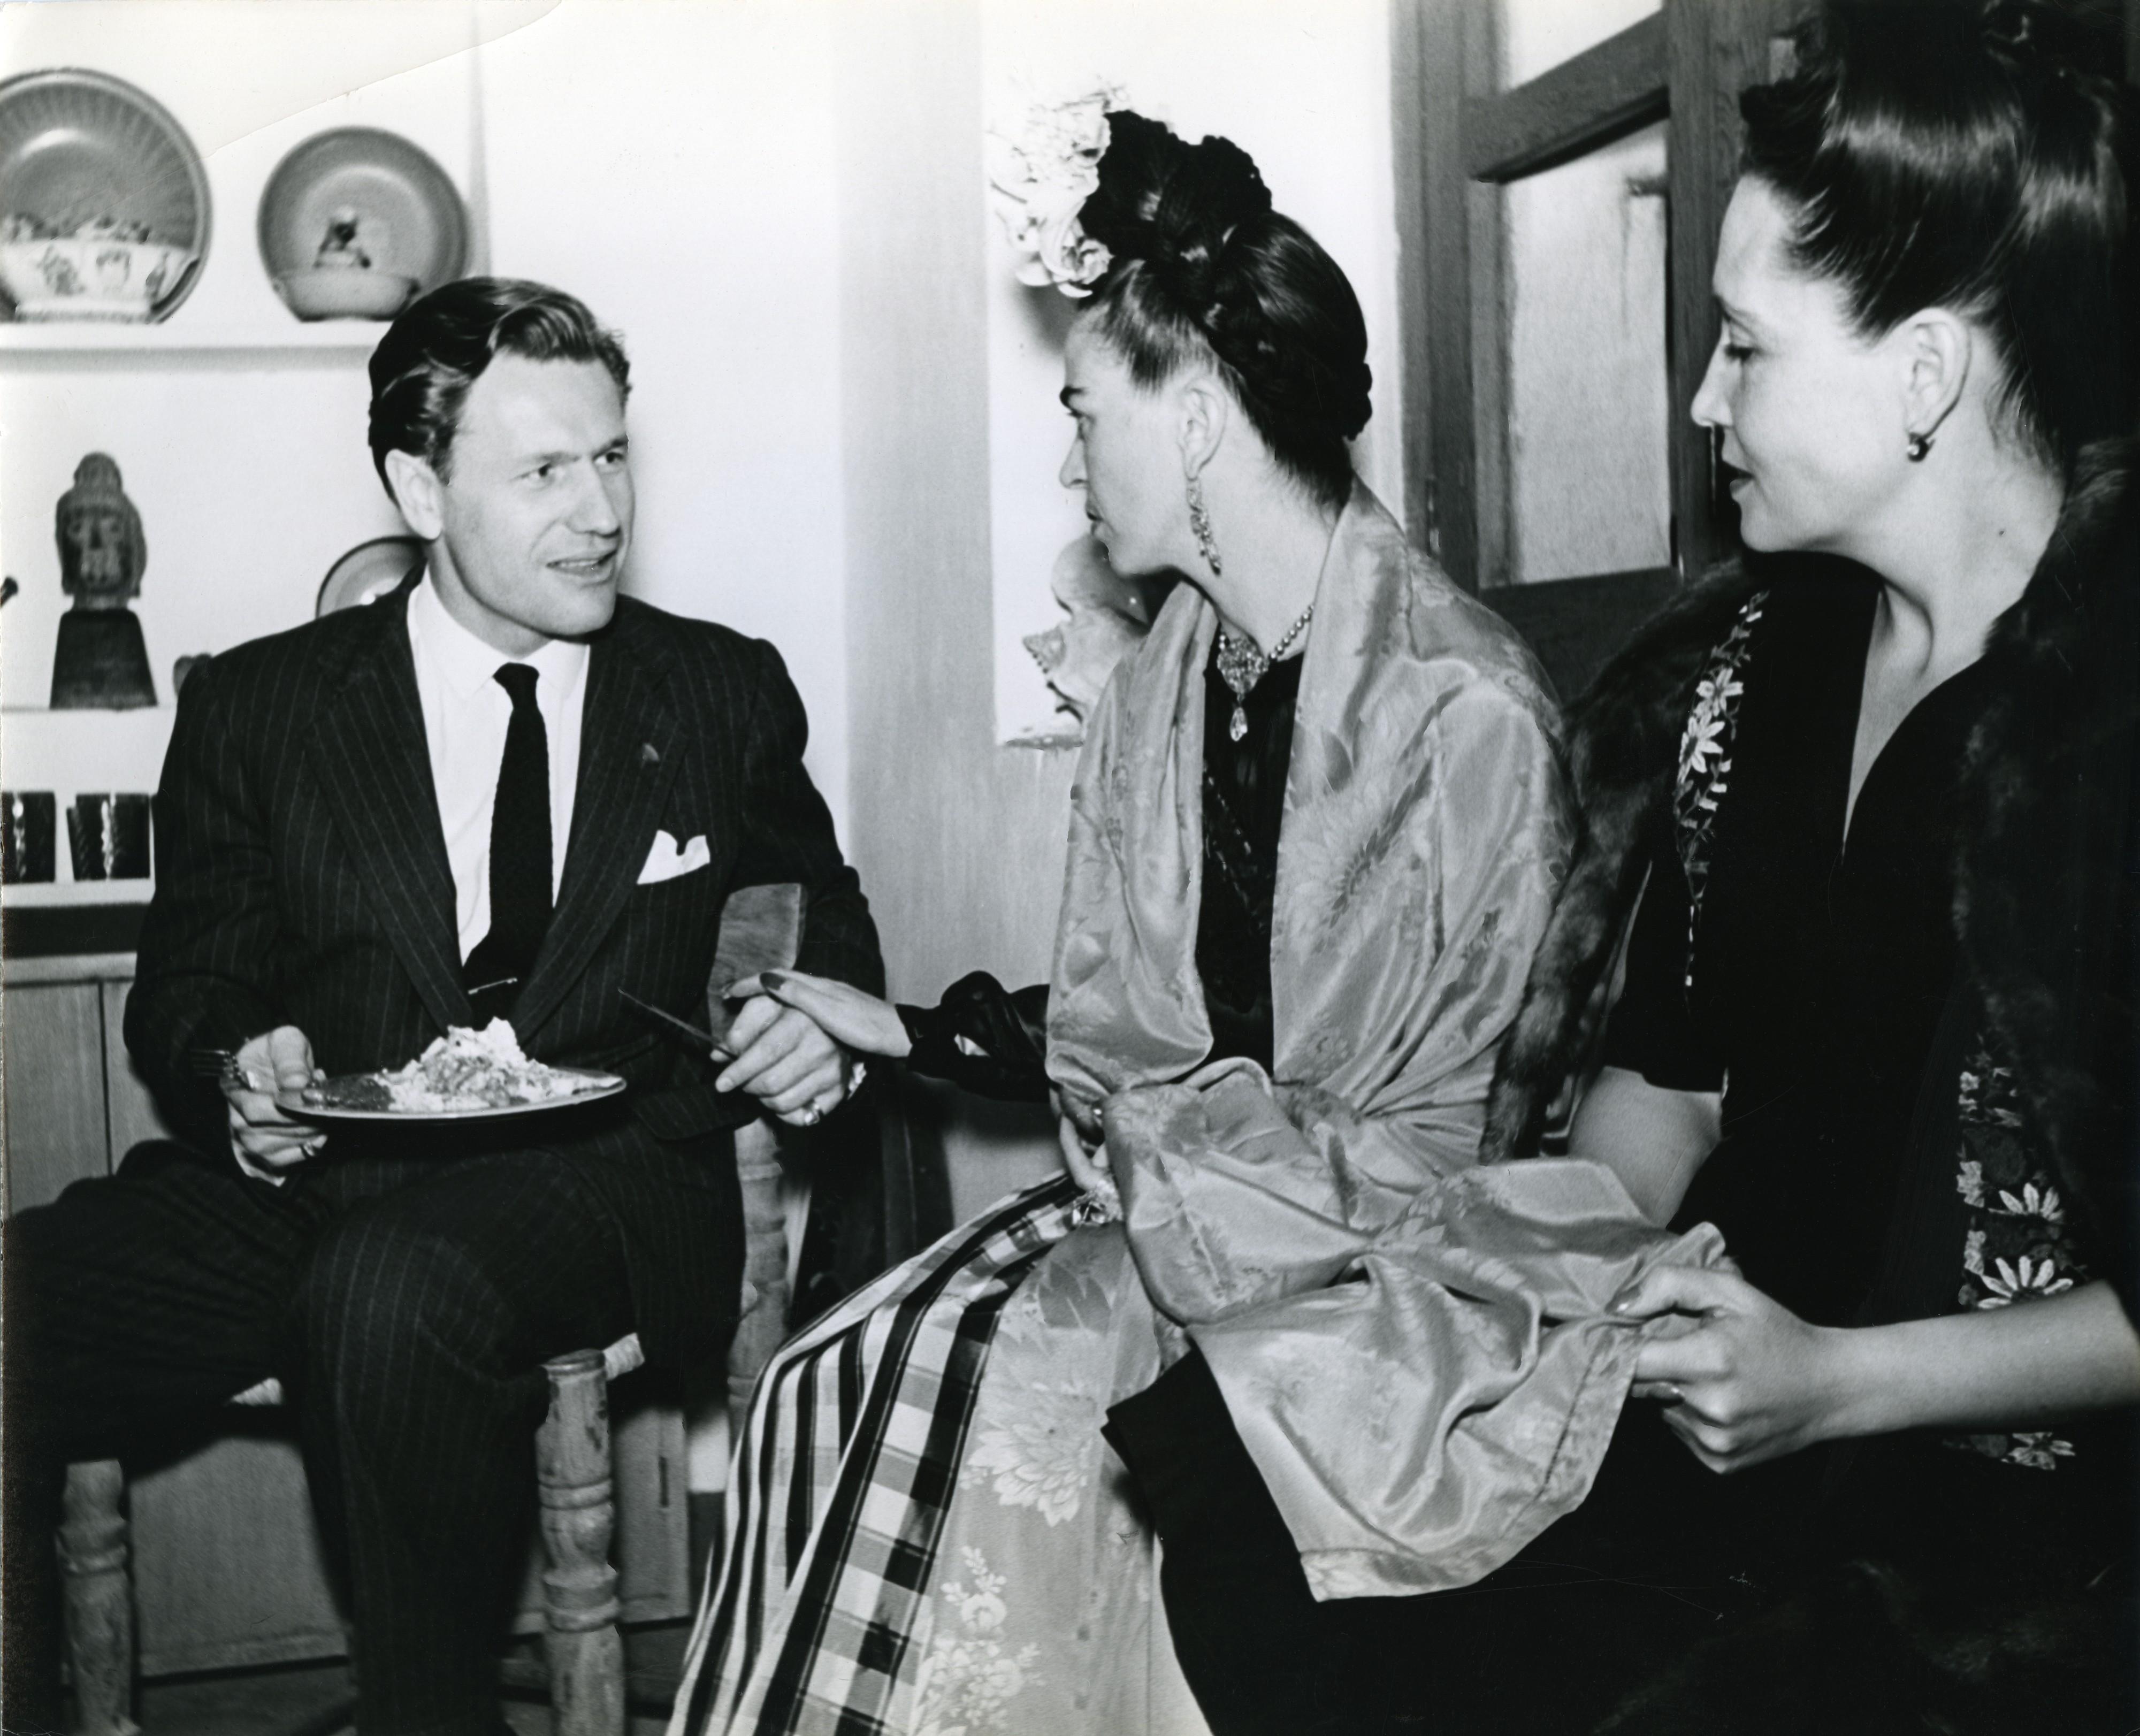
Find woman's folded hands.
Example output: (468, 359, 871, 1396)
(1616, 1265, 1853, 1473)
(1617, 1264, 2140, 1475)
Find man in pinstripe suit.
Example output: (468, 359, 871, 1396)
(4, 280, 882, 1736)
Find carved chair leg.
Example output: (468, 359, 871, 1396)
(57, 1459, 140, 1736)
(728, 1122, 791, 1416)
(536, 1352, 624, 1736)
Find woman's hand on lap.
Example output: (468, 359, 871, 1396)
(1617, 1265, 1852, 1473)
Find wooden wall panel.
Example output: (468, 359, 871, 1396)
(129, 1433, 349, 1676)
(101, 975, 178, 1160)
(611, 1393, 690, 1620)
(3, 980, 110, 1212)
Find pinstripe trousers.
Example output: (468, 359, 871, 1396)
(6, 1116, 739, 1736)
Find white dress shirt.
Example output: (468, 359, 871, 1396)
(404, 573, 590, 961)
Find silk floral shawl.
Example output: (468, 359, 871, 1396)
(1049, 485, 1725, 1599)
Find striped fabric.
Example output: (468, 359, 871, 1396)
(121, 580, 882, 1373)
(672, 1176, 1082, 1735)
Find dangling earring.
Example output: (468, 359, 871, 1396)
(1186, 473, 1222, 578)
(1906, 431, 1934, 463)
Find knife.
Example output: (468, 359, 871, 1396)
(620, 989, 734, 1062)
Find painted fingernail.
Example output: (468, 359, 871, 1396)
(763, 972, 788, 991)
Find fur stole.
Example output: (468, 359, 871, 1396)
(1481, 440, 2139, 1279)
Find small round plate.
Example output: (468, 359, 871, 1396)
(0, 68, 212, 322)
(317, 535, 424, 617)
(257, 127, 467, 313)
(278, 1068, 625, 1124)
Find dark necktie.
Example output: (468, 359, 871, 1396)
(463, 662, 552, 1022)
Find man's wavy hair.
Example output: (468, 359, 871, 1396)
(366, 278, 631, 493)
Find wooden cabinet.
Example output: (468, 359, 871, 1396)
(2, 950, 691, 1678)
(3, 972, 115, 1211)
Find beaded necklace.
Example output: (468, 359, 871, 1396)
(1214, 602, 1314, 742)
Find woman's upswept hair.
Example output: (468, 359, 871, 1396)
(1076, 111, 1371, 512)
(1741, 0, 2134, 473)
(367, 277, 631, 493)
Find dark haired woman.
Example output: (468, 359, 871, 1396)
(1096, 7, 2140, 1734)
(663, 111, 1653, 1735)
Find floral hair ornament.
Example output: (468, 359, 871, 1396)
(987, 80, 1124, 297)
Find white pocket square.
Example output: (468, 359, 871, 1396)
(638, 829, 710, 885)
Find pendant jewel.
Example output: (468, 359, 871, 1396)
(1214, 600, 1315, 745)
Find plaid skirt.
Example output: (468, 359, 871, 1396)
(669, 1177, 1087, 1735)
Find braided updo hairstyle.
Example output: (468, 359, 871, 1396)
(1076, 111, 1372, 513)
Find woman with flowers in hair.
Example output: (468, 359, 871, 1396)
(1095, 6, 2140, 1734)
(668, 108, 1719, 1736)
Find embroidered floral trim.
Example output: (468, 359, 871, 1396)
(914, 1548, 1044, 1736)
(1946, 1034, 2087, 1470)
(1671, 592, 1768, 990)
(960, 1380, 1102, 1527)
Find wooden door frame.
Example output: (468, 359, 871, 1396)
(1393, 0, 1804, 596)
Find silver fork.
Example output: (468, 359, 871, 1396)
(186, 1047, 250, 1092)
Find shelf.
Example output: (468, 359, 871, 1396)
(0, 321, 384, 356)
(2, 880, 155, 913)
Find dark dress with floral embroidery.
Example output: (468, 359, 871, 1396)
(1217, 569, 2136, 1735)
(1598, 568, 2130, 1595)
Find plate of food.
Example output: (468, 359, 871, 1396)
(279, 1021, 623, 1123)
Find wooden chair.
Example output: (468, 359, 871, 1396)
(54, 888, 945, 1736)
(55, 1145, 789, 1736)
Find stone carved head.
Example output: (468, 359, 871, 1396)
(56, 454, 147, 610)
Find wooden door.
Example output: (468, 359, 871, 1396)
(1394, 0, 1809, 700)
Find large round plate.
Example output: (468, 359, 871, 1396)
(278, 1068, 624, 1124)
(257, 127, 467, 303)
(0, 68, 211, 321)
(317, 535, 425, 617)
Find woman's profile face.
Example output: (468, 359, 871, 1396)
(1692, 178, 1906, 556)
(1058, 319, 1186, 579)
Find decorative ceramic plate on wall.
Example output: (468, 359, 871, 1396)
(257, 127, 467, 321)
(318, 535, 426, 616)
(0, 68, 211, 322)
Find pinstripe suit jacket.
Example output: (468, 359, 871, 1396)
(123, 580, 882, 1364)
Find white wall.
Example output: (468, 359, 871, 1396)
(478, 0, 849, 823)
(0, 5, 485, 729)
(1, 0, 850, 845)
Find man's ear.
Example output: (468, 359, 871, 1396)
(1900, 308, 1971, 449)
(383, 449, 445, 541)
(1178, 373, 1230, 480)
